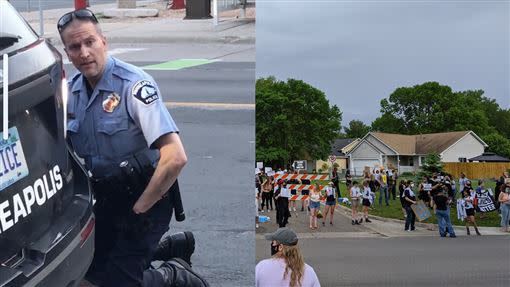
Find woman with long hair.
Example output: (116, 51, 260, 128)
(322, 182, 336, 226)
(498, 183, 510, 232)
(463, 188, 481, 235)
(261, 176, 273, 213)
(308, 184, 321, 230)
(256, 228, 320, 287)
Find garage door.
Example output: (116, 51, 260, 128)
(351, 159, 380, 176)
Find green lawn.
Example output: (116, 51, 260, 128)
(312, 177, 502, 227)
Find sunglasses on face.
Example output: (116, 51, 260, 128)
(57, 9, 98, 32)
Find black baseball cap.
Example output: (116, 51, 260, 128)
(265, 228, 298, 246)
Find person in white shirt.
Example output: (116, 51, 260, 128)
(256, 228, 321, 287)
(350, 181, 362, 225)
(309, 184, 322, 230)
(463, 188, 481, 235)
(322, 182, 337, 226)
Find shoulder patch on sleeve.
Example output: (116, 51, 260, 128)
(132, 80, 159, 105)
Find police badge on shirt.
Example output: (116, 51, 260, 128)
(132, 80, 159, 105)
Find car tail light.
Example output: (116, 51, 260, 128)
(80, 217, 95, 248)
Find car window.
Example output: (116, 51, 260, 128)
(0, 1, 39, 54)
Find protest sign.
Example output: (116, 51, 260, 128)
(476, 189, 496, 213)
(411, 200, 431, 222)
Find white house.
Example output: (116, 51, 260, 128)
(346, 131, 488, 175)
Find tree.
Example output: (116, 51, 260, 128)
(344, 120, 371, 138)
(371, 82, 493, 136)
(418, 153, 444, 178)
(256, 77, 342, 167)
(482, 133, 510, 159)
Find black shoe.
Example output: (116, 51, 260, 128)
(355, 220, 360, 225)
(153, 231, 195, 265)
(157, 258, 210, 287)
(301, 207, 305, 212)
(352, 220, 355, 225)
(359, 218, 363, 223)
(365, 218, 372, 223)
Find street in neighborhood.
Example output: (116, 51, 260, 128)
(256, 203, 510, 287)
(18, 1, 256, 286)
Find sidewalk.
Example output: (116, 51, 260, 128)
(19, 0, 255, 45)
(256, 201, 508, 238)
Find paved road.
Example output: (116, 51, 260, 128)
(63, 43, 255, 286)
(257, 235, 510, 286)
(11, 0, 115, 12)
(256, 205, 510, 287)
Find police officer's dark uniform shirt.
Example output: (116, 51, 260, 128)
(67, 56, 178, 178)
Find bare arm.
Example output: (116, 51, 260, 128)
(133, 133, 187, 214)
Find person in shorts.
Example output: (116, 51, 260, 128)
(322, 182, 336, 226)
(361, 180, 372, 223)
(350, 181, 361, 225)
(308, 184, 322, 230)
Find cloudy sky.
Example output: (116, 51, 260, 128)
(256, 0, 510, 127)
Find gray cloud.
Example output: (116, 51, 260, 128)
(256, 1, 510, 125)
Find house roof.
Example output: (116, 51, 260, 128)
(469, 152, 510, 162)
(368, 131, 485, 155)
(331, 138, 358, 156)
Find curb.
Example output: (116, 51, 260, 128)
(337, 204, 434, 230)
(336, 203, 506, 232)
(45, 34, 255, 46)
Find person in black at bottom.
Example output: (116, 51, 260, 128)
(403, 180, 417, 231)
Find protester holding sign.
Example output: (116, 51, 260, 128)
(475, 180, 496, 217)
(403, 180, 417, 231)
(463, 189, 481, 235)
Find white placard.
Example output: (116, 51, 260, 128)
(256, 162, 263, 169)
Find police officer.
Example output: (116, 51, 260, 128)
(57, 9, 208, 287)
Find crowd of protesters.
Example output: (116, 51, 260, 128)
(256, 166, 510, 236)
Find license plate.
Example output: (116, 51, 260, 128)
(0, 127, 29, 191)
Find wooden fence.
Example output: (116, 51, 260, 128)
(443, 162, 510, 179)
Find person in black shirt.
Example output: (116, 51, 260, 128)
(432, 190, 456, 238)
(399, 180, 406, 218)
(403, 180, 417, 231)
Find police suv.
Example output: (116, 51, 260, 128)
(0, 2, 94, 286)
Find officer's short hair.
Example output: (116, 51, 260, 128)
(59, 18, 104, 46)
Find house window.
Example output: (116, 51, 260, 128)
(409, 158, 414, 166)
(419, 156, 425, 166)
(458, 157, 467, 163)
